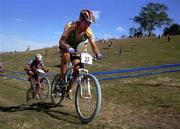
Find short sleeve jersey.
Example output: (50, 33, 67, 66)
(28, 58, 44, 69)
(63, 21, 94, 49)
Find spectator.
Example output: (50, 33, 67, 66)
(0, 59, 6, 78)
(167, 34, 172, 43)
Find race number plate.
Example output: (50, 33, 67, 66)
(80, 53, 93, 65)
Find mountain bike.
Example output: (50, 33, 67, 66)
(51, 52, 102, 123)
(26, 69, 51, 105)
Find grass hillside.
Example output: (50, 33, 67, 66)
(1, 35, 180, 73)
(0, 35, 180, 129)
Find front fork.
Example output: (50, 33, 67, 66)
(77, 69, 91, 98)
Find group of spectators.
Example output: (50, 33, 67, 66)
(0, 59, 5, 77)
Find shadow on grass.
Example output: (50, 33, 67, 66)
(125, 83, 180, 89)
(0, 102, 80, 124)
(103, 47, 111, 50)
(51, 64, 61, 68)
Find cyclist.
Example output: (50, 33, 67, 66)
(59, 9, 103, 99)
(24, 54, 48, 99)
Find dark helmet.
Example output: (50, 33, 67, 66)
(79, 9, 95, 23)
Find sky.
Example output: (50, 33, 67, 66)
(0, 0, 180, 52)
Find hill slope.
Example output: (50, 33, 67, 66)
(0, 36, 180, 129)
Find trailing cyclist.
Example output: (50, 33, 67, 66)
(58, 9, 103, 99)
(24, 54, 48, 99)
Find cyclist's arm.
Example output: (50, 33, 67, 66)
(88, 37, 100, 55)
(42, 67, 48, 72)
(86, 28, 100, 55)
(59, 35, 70, 49)
(59, 22, 75, 49)
(24, 64, 31, 71)
(39, 62, 45, 70)
(39, 61, 48, 72)
(24, 58, 34, 71)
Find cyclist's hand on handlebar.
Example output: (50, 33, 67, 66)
(96, 53, 103, 60)
(31, 66, 36, 72)
(67, 47, 75, 54)
(44, 69, 49, 73)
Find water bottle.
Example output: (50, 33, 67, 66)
(66, 67, 73, 83)
(69, 69, 73, 80)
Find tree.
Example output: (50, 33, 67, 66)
(129, 27, 137, 36)
(129, 27, 143, 37)
(133, 3, 172, 35)
(163, 23, 180, 35)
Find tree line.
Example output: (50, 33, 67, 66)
(129, 2, 180, 37)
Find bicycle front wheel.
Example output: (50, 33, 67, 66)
(39, 77, 51, 101)
(26, 88, 35, 105)
(75, 74, 102, 123)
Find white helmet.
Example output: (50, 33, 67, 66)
(35, 54, 42, 61)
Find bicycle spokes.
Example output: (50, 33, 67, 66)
(79, 78, 92, 99)
(77, 76, 97, 118)
(51, 74, 66, 105)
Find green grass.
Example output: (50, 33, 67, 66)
(0, 35, 180, 129)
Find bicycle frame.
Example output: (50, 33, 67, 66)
(64, 59, 91, 96)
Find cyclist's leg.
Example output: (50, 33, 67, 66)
(34, 73, 40, 99)
(66, 54, 84, 99)
(67, 57, 81, 92)
(60, 51, 70, 80)
(66, 58, 80, 99)
(27, 70, 35, 88)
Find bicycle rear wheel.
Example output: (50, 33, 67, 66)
(51, 74, 66, 105)
(75, 74, 101, 123)
(39, 77, 51, 101)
